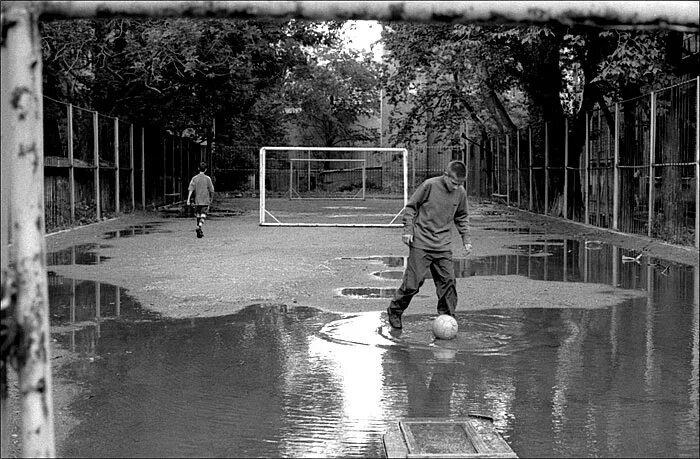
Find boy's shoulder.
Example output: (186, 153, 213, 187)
(423, 176, 443, 187)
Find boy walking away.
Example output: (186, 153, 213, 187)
(386, 160, 472, 329)
(186, 162, 215, 238)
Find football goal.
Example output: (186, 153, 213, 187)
(259, 147, 408, 226)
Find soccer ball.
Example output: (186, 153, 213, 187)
(432, 314, 458, 340)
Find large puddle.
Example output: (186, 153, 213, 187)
(346, 239, 691, 288)
(45, 232, 699, 458)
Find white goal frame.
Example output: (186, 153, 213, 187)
(259, 146, 409, 227)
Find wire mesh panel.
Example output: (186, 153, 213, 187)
(618, 94, 651, 235)
(98, 115, 115, 167)
(530, 124, 546, 213)
(174, 137, 183, 200)
(43, 97, 69, 164)
(420, 145, 461, 187)
(44, 169, 71, 230)
(72, 106, 95, 166)
(143, 129, 165, 207)
(564, 121, 584, 222)
(118, 120, 133, 212)
(492, 136, 508, 200)
(260, 147, 407, 226)
(133, 126, 143, 209)
(652, 80, 697, 245)
(546, 119, 567, 217)
(517, 129, 531, 210)
(588, 106, 615, 228)
(507, 133, 519, 207)
(212, 145, 258, 192)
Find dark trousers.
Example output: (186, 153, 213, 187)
(388, 246, 457, 315)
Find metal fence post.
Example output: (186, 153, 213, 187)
(585, 112, 590, 225)
(162, 135, 166, 203)
(130, 123, 135, 210)
(613, 102, 620, 231)
(94, 112, 101, 220)
(544, 121, 549, 215)
(67, 103, 75, 223)
(528, 126, 533, 211)
(114, 118, 120, 213)
(141, 127, 146, 209)
(563, 118, 569, 220)
(506, 133, 510, 205)
(516, 129, 521, 208)
(0, 5, 56, 456)
(648, 91, 656, 237)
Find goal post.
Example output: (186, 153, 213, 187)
(259, 146, 408, 227)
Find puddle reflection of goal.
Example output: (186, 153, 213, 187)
(260, 147, 408, 226)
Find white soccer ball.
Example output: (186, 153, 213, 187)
(432, 314, 458, 340)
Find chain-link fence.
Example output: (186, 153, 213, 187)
(42, 96, 207, 233)
(461, 78, 698, 247)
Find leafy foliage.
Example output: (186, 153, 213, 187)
(283, 46, 381, 146)
(380, 22, 690, 146)
(40, 18, 343, 146)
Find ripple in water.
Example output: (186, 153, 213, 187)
(319, 311, 536, 356)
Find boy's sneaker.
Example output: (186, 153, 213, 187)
(387, 307, 403, 329)
(196, 227, 203, 238)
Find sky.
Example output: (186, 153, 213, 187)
(341, 20, 384, 61)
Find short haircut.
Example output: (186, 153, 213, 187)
(446, 160, 466, 179)
(199, 162, 207, 172)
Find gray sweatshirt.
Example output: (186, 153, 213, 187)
(403, 175, 470, 251)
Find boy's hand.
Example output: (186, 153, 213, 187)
(186, 200, 190, 206)
(464, 242, 472, 255)
(402, 234, 413, 245)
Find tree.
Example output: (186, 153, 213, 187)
(283, 46, 381, 147)
(40, 18, 343, 151)
(381, 22, 691, 214)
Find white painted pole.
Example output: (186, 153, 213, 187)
(67, 103, 75, 223)
(613, 103, 620, 230)
(648, 92, 656, 237)
(403, 148, 408, 206)
(0, 5, 56, 456)
(260, 148, 266, 224)
(0, 21, 12, 459)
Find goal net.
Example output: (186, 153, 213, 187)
(259, 147, 408, 226)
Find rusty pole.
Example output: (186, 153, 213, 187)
(0, 3, 56, 457)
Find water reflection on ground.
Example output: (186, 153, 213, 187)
(47, 235, 698, 457)
(50, 265, 698, 458)
(103, 223, 170, 239)
(360, 238, 691, 290)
